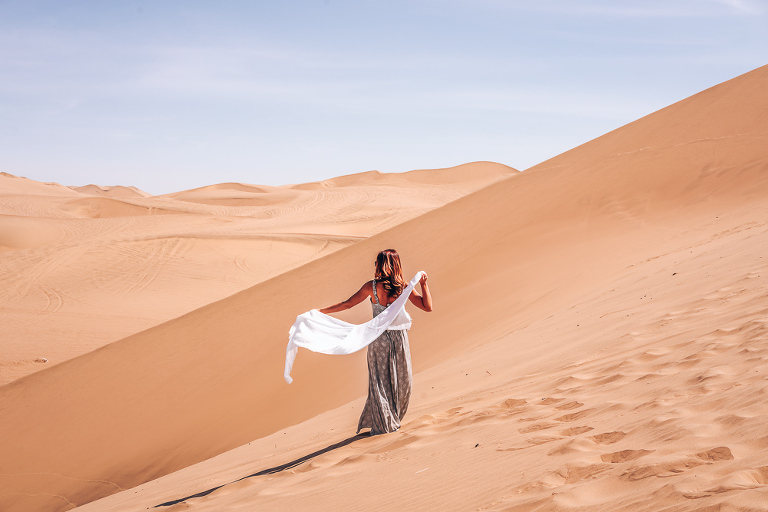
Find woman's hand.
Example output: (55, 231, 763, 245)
(409, 271, 433, 312)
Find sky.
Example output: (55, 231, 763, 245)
(1, 0, 766, 195)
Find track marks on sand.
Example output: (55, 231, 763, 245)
(480, 267, 768, 510)
(155, 259, 768, 511)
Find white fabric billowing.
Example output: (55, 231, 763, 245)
(284, 271, 424, 384)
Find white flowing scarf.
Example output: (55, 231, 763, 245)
(284, 271, 424, 384)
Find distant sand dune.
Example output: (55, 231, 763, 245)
(1, 172, 81, 197)
(60, 197, 184, 218)
(168, 187, 301, 207)
(290, 161, 513, 189)
(71, 184, 151, 199)
(2, 65, 768, 512)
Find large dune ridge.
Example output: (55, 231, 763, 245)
(2, 64, 768, 511)
(0, 163, 513, 385)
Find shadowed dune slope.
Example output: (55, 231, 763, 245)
(1, 65, 768, 511)
(1, 163, 510, 385)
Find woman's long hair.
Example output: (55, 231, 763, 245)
(375, 249, 406, 298)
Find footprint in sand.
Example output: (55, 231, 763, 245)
(499, 398, 528, 409)
(621, 458, 707, 481)
(554, 409, 594, 422)
(560, 426, 594, 436)
(617, 447, 733, 485)
(406, 407, 464, 432)
(519, 422, 560, 434)
(600, 449, 654, 463)
(677, 466, 768, 499)
(505, 461, 614, 498)
(527, 436, 561, 446)
(485, 398, 532, 419)
(554, 401, 584, 411)
(556, 462, 612, 484)
(456, 411, 500, 427)
(538, 397, 566, 405)
(591, 431, 627, 444)
(694, 446, 734, 461)
(547, 437, 599, 456)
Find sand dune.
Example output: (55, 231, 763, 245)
(1, 172, 82, 198)
(0, 162, 513, 385)
(164, 182, 294, 206)
(59, 196, 184, 218)
(291, 161, 515, 189)
(2, 65, 768, 512)
(71, 184, 151, 199)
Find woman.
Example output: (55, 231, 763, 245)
(320, 249, 432, 435)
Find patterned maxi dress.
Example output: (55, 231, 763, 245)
(356, 280, 413, 435)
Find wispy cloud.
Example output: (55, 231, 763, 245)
(449, 0, 766, 17)
(708, 0, 765, 14)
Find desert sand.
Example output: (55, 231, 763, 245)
(0, 162, 513, 385)
(1, 64, 768, 511)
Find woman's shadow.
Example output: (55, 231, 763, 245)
(155, 433, 369, 508)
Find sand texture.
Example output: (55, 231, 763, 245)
(2, 65, 768, 511)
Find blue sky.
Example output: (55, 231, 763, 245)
(1, 0, 766, 194)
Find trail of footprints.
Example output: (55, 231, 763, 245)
(402, 391, 763, 508)
(404, 394, 616, 453)
(309, 314, 765, 503)
(400, 323, 768, 505)
(180, 383, 768, 509)
(296, 363, 757, 481)
(188, 282, 768, 507)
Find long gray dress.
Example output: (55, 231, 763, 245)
(356, 280, 413, 435)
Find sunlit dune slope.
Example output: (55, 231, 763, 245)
(2, 65, 768, 512)
(0, 162, 513, 385)
(291, 161, 515, 189)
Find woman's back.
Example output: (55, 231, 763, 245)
(371, 279, 392, 317)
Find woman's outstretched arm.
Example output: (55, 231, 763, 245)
(409, 272, 433, 312)
(319, 281, 372, 314)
